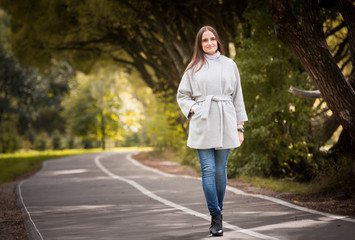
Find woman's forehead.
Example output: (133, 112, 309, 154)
(202, 30, 215, 39)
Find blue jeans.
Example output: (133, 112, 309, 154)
(197, 148, 230, 216)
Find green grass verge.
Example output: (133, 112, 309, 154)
(0, 147, 151, 184)
(235, 175, 317, 195)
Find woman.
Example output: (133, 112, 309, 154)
(177, 26, 248, 236)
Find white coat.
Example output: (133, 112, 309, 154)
(177, 54, 248, 149)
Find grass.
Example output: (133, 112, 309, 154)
(235, 175, 317, 195)
(0, 147, 151, 184)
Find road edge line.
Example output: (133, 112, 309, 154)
(16, 161, 48, 240)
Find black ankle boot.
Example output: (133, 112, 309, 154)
(210, 214, 223, 236)
(209, 214, 223, 233)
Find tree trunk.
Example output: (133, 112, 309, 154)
(100, 110, 106, 150)
(269, 0, 355, 151)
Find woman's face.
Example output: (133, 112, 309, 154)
(201, 30, 218, 55)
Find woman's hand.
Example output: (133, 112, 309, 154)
(190, 104, 200, 113)
(238, 131, 244, 145)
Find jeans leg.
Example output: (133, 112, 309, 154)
(215, 149, 230, 212)
(197, 149, 220, 216)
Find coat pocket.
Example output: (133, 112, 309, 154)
(189, 105, 206, 138)
(190, 105, 202, 119)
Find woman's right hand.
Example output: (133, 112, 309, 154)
(190, 104, 200, 113)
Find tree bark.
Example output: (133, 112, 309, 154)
(269, 0, 355, 148)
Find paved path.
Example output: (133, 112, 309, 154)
(17, 151, 355, 240)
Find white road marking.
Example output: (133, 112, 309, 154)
(95, 154, 280, 240)
(17, 161, 49, 240)
(49, 169, 88, 176)
(18, 180, 45, 240)
(127, 153, 355, 223)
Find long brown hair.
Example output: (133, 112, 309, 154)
(185, 26, 225, 73)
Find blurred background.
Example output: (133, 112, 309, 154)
(0, 0, 354, 196)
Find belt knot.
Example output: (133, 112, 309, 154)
(195, 95, 232, 119)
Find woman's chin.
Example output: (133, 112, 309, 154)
(205, 50, 217, 55)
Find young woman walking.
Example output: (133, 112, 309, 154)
(177, 26, 248, 236)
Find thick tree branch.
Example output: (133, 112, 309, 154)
(288, 86, 322, 98)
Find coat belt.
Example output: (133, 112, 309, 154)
(195, 95, 232, 148)
(195, 95, 232, 120)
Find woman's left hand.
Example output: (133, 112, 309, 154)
(238, 131, 244, 145)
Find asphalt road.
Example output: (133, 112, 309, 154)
(16, 151, 355, 240)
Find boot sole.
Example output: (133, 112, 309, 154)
(211, 232, 223, 237)
(211, 230, 223, 236)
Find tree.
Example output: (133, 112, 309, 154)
(63, 65, 123, 149)
(269, 0, 355, 154)
(0, 0, 247, 93)
(0, 9, 76, 151)
(0, 36, 35, 152)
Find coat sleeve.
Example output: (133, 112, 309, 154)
(177, 71, 197, 119)
(232, 64, 248, 122)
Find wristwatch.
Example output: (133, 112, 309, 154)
(237, 128, 244, 133)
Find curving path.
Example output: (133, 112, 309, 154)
(17, 151, 355, 240)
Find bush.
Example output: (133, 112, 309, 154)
(0, 120, 22, 153)
(121, 132, 141, 147)
(33, 132, 50, 150)
(51, 130, 62, 150)
(141, 91, 186, 152)
(313, 155, 355, 195)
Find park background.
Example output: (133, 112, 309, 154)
(0, 0, 354, 198)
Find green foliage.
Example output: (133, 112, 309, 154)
(141, 90, 186, 152)
(0, 8, 10, 51)
(51, 130, 62, 150)
(120, 132, 141, 147)
(0, 120, 22, 153)
(63, 65, 129, 149)
(228, 1, 319, 180)
(32, 132, 49, 151)
(1, 7, 143, 152)
(138, 89, 202, 170)
(0, 10, 75, 152)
